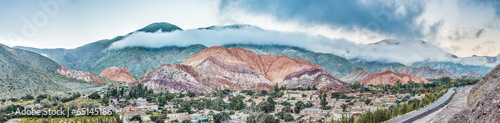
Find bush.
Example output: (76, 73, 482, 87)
(8, 98, 18, 102)
(88, 92, 101, 99)
(130, 115, 142, 122)
(21, 95, 34, 100)
(284, 113, 294, 121)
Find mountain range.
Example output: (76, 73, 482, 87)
(131, 46, 350, 93)
(7, 22, 497, 94)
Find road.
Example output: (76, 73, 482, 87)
(390, 88, 455, 123)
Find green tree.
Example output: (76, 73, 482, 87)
(229, 95, 245, 110)
(365, 99, 371, 105)
(320, 90, 328, 109)
(282, 106, 293, 113)
(130, 115, 142, 122)
(88, 92, 101, 99)
(284, 113, 294, 121)
(275, 111, 286, 119)
(341, 104, 348, 112)
(21, 94, 34, 100)
(294, 101, 305, 114)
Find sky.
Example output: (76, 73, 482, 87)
(0, 0, 499, 57)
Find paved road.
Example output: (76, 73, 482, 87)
(390, 88, 455, 123)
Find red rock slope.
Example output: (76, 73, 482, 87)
(360, 71, 429, 85)
(99, 67, 135, 82)
(180, 46, 347, 90)
(57, 66, 108, 84)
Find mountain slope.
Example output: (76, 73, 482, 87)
(180, 46, 348, 90)
(411, 61, 493, 75)
(130, 64, 244, 93)
(99, 67, 135, 82)
(0, 44, 103, 98)
(57, 66, 107, 84)
(224, 44, 355, 78)
(360, 71, 430, 85)
(450, 65, 500, 122)
(340, 67, 373, 82)
(16, 23, 205, 78)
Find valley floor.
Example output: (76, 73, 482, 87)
(413, 85, 473, 123)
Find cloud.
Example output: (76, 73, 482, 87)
(472, 0, 500, 17)
(108, 27, 354, 54)
(447, 27, 486, 41)
(109, 27, 499, 67)
(219, 0, 427, 39)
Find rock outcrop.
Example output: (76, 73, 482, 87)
(130, 64, 242, 93)
(450, 65, 500, 123)
(180, 46, 347, 90)
(360, 71, 430, 85)
(57, 66, 107, 84)
(99, 67, 135, 82)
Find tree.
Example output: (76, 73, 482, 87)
(274, 83, 280, 92)
(305, 102, 313, 108)
(281, 101, 292, 106)
(187, 91, 196, 97)
(88, 92, 101, 99)
(181, 120, 190, 123)
(262, 113, 280, 123)
(259, 90, 268, 96)
(284, 113, 294, 121)
(101, 96, 110, 106)
(294, 101, 305, 114)
(130, 115, 142, 122)
(177, 101, 191, 113)
(341, 104, 348, 112)
(257, 102, 274, 113)
(229, 95, 245, 110)
(282, 106, 293, 113)
(320, 90, 328, 109)
(275, 111, 286, 119)
(365, 99, 371, 105)
(21, 94, 34, 100)
(396, 80, 401, 86)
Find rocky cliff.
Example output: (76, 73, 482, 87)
(360, 71, 430, 85)
(449, 65, 500, 123)
(57, 66, 107, 84)
(99, 67, 135, 82)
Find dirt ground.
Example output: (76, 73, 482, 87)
(413, 85, 473, 123)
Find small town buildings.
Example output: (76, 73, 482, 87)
(373, 101, 385, 107)
(167, 113, 190, 122)
(300, 108, 329, 116)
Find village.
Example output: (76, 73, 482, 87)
(0, 77, 478, 123)
(108, 86, 427, 123)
